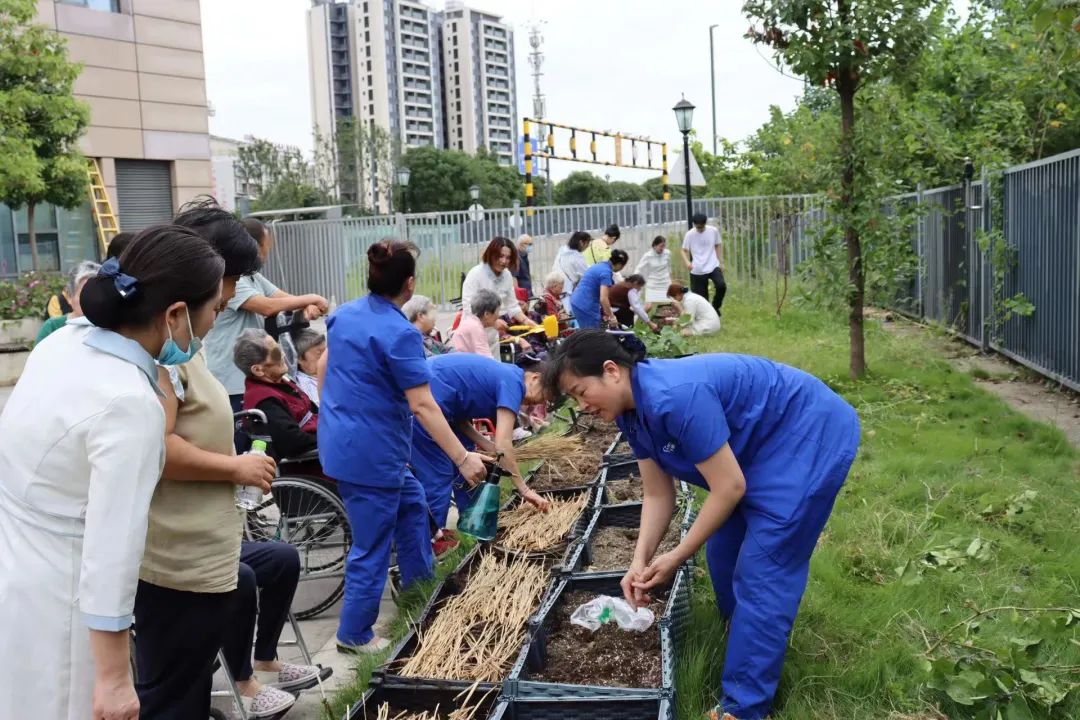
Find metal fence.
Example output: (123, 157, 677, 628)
(264, 148, 1079, 391)
(889, 149, 1079, 391)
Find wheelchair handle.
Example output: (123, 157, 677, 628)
(233, 409, 268, 424)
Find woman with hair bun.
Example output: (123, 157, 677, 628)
(0, 225, 225, 720)
(319, 239, 489, 655)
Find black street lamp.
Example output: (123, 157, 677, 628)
(397, 166, 411, 213)
(673, 96, 695, 228)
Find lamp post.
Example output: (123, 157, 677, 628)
(709, 24, 718, 156)
(397, 166, 411, 213)
(469, 184, 480, 203)
(673, 96, 695, 229)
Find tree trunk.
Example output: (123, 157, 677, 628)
(27, 202, 40, 272)
(839, 83, 866, 379)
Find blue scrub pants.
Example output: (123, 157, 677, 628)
(569, 300, 600, 329)
(705, 432, 858, 720)
(335, 469, 434, 646)
(411, 423, 479, 528)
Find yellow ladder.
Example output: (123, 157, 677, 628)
(87, 158, 120, 256)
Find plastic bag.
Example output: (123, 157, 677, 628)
(569, 595, 655, 632)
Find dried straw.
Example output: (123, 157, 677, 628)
(398, 553, 548, 682)
(517, 435, 601, 487)
(373, 683, 492, 720)
(497, 492, 588, 552)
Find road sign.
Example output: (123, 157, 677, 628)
(468, 203, 485, 222)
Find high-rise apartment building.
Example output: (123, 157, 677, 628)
(440, 1, 516, 165)
(307, 0, 517, 202)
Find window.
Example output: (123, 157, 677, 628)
(367, 61, 372, 72)
(366, 46, 371, 57)
(454, 61, 459, 72)
(453, 48, 458, 59)
(59, 0, 120, 11)
(455, 88, 460, 99)
(456, 101, 461, 111)
(369, 90, 374, 100)
(365, 31, 370, 42)
(364, 17, 369, 27)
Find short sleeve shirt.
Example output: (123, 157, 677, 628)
(615, 354, 859, 520)
(683, 226, 721, 275)
(205, 272, 279, 396)
(427, 353, 525, 422)
(569, 261, 614, 318)
(318, 295, 431, 486)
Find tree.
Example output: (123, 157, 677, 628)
(395, 146, 524, 213)
(0, 0, 90, 271)
(744, 0, 937, 378)
(553, 171, 614, 205)
(608, 180, 648, 202)
(236, 137, 328, 213)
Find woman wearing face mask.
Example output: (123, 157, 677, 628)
(0, 226, 225, 720)
(544, 331, 860, 720)
(133, 202, 285, 720)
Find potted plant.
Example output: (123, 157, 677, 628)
(0, 272, 65, 349)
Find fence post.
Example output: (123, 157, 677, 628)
(915, 183, 925, 319)
(636, 199, 648, 252)
(981, 169, 992, 352)
(396, 212, 407, 242)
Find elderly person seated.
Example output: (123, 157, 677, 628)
(450, 289, 502, 358)
(235, 329, 318, 460)
(293, 328, 326, 405)
(402, 294, 452, 357)
(36, 261, 100, 343)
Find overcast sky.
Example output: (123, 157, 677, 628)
(201, 0, 806, 182)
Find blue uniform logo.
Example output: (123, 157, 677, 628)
(663, 441, 677, 453)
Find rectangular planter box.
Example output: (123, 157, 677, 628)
(506, 568, 690, 714)
(598, 461, 696, 507)
(488, 696, 671, 720)
(347, 676, 504, 720)
(494, 486, 597, 563)
(561, 502, 696, 576)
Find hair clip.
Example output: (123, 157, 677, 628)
(99, 257, 139, 300)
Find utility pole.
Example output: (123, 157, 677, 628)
(709, 24, 718, 156)
(528, 23, 553, 205)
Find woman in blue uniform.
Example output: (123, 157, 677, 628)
(544, 330, 860, 720)
(568, 249, 628, 328)
(410, 353, 551, 529)
(319, 240, 488, 654)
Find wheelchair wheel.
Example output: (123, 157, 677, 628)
(245, 476, 350, 620)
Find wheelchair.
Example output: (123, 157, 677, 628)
(235, 410, 351, 620)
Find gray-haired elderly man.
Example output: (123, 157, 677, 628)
(36, 260, 101, 343)
(513, 234, 534, 295)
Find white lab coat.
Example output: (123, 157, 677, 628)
(0, 323, 165, 720)
(635, 248, 673, 303)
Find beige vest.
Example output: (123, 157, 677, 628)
(140, 353, 243, 593)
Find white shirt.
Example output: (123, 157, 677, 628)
(296, 371, 320, 406)
(684, 225, 722, 275)
(635, 248, 672, 302)
(628, 288, 650, 324)
(552, 245, 588, 294)
(461, 262, 521, 319)
(681, 292, 721, 335)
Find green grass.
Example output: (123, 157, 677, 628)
(675, 288, 1080, 720)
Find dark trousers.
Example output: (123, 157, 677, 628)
(134, 580, 238, 720)
(690, 267, 727, 315)
(222, 541, 301, 681)
(230, 393, 251, 453)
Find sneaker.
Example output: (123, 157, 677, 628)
(254, 662, 320, 692)
(705, 709, 738, 720)
(512, 427, 532, 441)
(241, 685, 295, 718)
(337, 636, 390, 655)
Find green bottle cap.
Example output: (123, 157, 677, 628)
(251, 440, 268, 452)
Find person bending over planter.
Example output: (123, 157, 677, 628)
(410, 352, 551, 531)
(569, 248, 629, 329)
(319, 239, 488, 655)
(543, 330, 860, 720)
(666, 283, 720, 336)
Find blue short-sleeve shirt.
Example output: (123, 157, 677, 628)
(616, 354, 859, 520)
(319, 295, 431, 486)
(427, 353, 526, 422)
(569, 261, 614, 328)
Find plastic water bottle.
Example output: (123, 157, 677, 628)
(235, 439, 269, 511)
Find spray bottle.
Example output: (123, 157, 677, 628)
(457, 452, 505, 541)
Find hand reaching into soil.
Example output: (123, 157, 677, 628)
(621, 561, 651, 610)
(631, 551, 682, 597)
(522, 489, 551, 512)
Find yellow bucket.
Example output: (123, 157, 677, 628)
(542, 314, 559, 339)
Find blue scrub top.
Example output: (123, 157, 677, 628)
(428, 353, 526, 422)
(616, 354, 859, 522)
(319, 294, 431, 486)
(569, 261, 613, 328)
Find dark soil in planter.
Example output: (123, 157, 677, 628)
(531, 589, 666, 688)
(585, 520, 680, 572)
(604, 475, 642, 504)
(578, 424, 619, 454)
(530, 457, 601, 491)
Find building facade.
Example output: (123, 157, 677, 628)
(1, 0, 213, 277)
(307, 0, 516, 204)
(440, 1, 516, 165)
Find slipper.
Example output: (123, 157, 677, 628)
(241, 685, 295, 718)
(254, 662, 320, 692)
